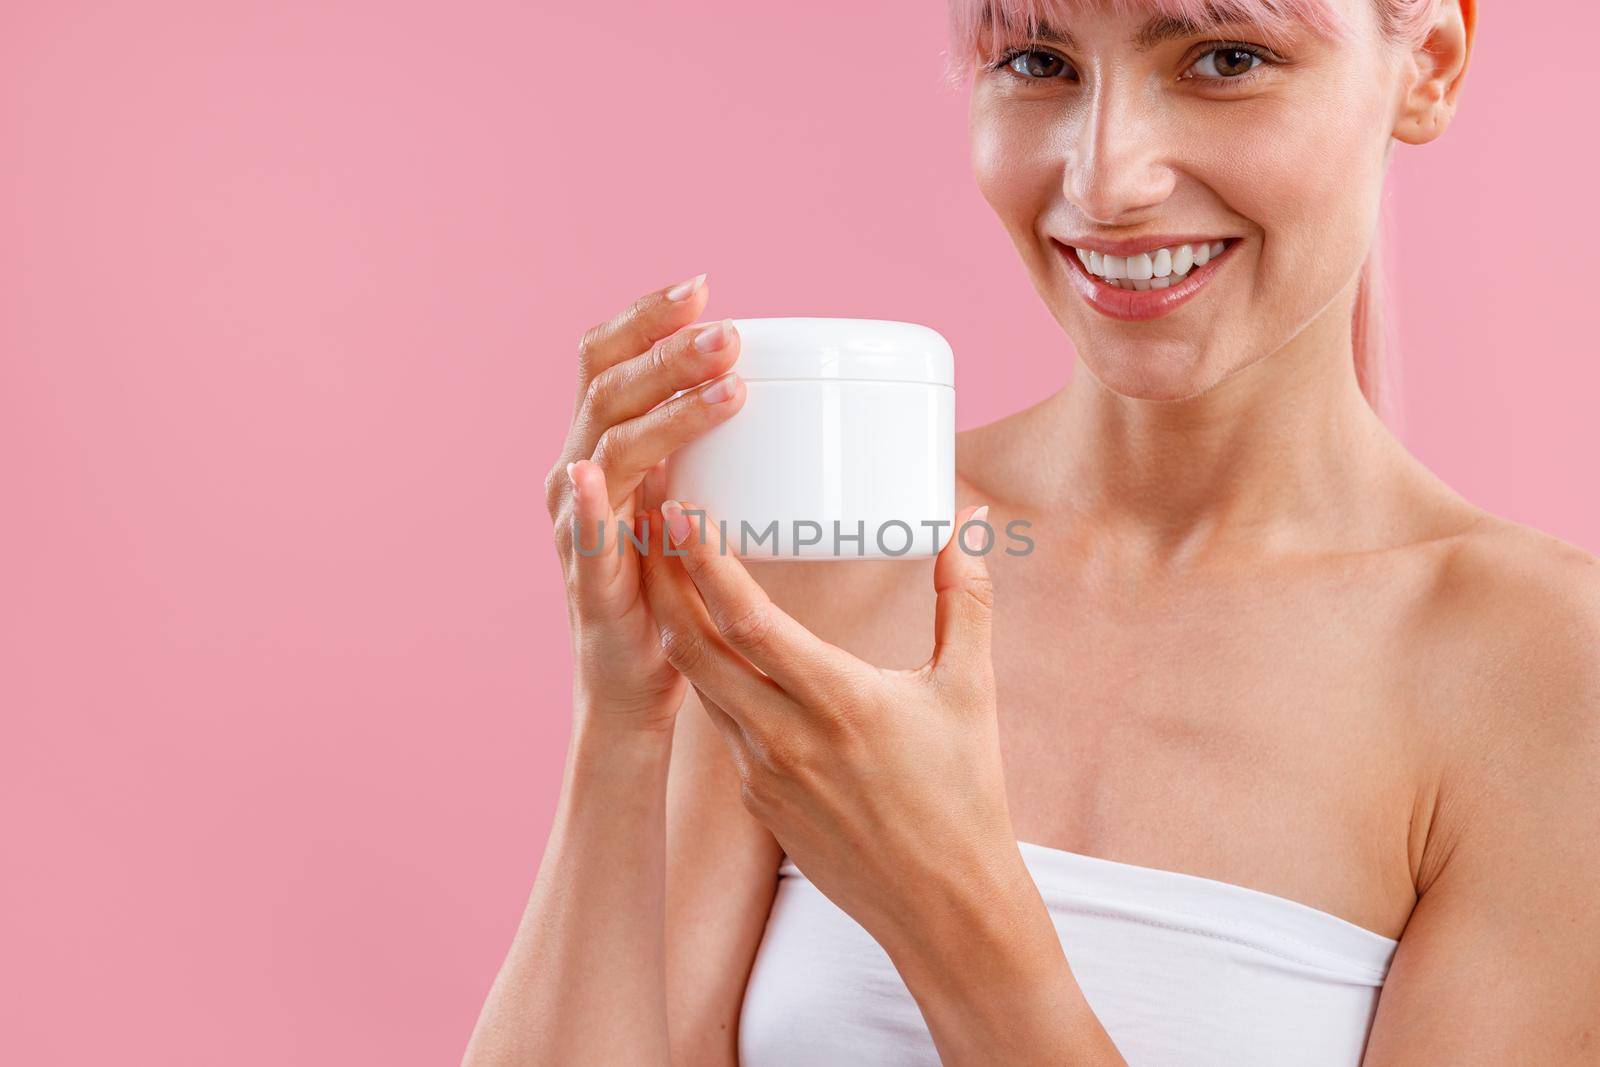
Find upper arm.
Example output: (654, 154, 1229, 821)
(1363, 555, 1600, 1064)
(664, 684, 783, 1067)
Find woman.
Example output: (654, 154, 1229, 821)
(465, 0, 1600, 1062)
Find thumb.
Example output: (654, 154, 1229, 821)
(929, 504, 995, 686)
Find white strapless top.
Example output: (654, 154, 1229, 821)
(738, 841, 1400, 1065)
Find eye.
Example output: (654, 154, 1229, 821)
(992, 47, 1076, 81)
(1186, 45, 1267, 80)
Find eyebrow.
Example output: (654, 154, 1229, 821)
(1132, 11, 1241, 50)
(1023, 21, 1077, 48)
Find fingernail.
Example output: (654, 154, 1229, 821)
(694, 318, 731, 353)
(566, 461, 578, 484)
(972, 505, 990, 524)
(666, 272, 706, 302)
(699, 372, 738, 404)
(663, 499, 691, 545)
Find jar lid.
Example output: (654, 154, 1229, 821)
(724, 317, 954, 387)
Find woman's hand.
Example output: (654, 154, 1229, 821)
(636, 500, 1031, 951)
(544, 275, 747, 732)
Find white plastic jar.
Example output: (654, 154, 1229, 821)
(665, 317, 955, 560)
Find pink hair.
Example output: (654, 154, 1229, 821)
(944, 0, 1442, 419)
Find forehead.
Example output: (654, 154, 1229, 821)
(953, 0, 1350, 54)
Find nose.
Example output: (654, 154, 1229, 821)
(1062, 79, 1177, 225)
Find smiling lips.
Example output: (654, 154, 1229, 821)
(1057, 236, 1237, 321)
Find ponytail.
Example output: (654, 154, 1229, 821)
(1351, 223, 1396, 421)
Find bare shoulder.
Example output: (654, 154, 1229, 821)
(1450, 510, 1600, 598)
(1365, 512, 1600, 1063)
(742, 556, 937, 669)
(1410, 511, 1600, 890)
(1425, 513, 1600, 704)
(953, 393, 1069, 509)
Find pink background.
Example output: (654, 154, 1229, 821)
(4, 2, 1595, 1063)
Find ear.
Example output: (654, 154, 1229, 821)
(1393, 0, 1476, 146)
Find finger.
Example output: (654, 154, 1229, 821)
(574, 272, 710, 411)
(928, 504, 996, 689)
(638, 509, 792, 730)
(546, 276, 711, 523)
(640, 460, 669, 513)
(563, 459, 626, 612)
(661, 500, 868, 705)
(590, 373, 745, 512)
(570, 318, 741, 462)
(692, 684, 749, 765)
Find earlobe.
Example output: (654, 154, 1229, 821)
(1392, 0, 1476, 147)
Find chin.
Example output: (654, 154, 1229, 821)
(1073, 337, 1224, 403)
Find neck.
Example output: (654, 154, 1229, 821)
(1040, 300, 1401, 566)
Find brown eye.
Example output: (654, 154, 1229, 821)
(1005, 49, 1071, 80)
(1190, 46, 1264, 79)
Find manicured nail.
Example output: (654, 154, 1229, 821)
(694, 318, 731, 353)
(972, 505, 990, 524)
(666, 272, 706, 302)
(566, 461, 577, 484)
(663, 499, 691, 545)
(699, 372, 738, 404)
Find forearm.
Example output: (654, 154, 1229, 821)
(463, 711, 675, 1067)
(884, 850, 1126, 1067)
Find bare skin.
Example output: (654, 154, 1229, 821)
(658, 384, 1600, 1064)
(466, 0, 1600, 1062)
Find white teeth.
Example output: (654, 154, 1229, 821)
(1172, 243, 1193, 275)
(1073, 239, 1228, 288)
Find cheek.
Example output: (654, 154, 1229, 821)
(1194, 80, 1392, 296)
(969, 103, 1060, 236)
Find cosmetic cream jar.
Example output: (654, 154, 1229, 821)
(665, 317, 955, 560)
